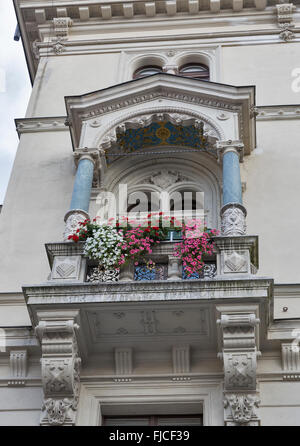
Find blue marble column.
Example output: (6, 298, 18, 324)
(217, 141, 246, 236)
(222, 149, 243, 206)
(63, 153, 96, 241)
(70, 158, 94, 213)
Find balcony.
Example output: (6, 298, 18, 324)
(45, 239, 217, 284)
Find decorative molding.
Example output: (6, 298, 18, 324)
(256, 105, 300, 120)
(220, 204, 247, 237)
(281, 342, 300, 379)
(115, 348, 133, 375)
(86, 266, 120, 283)
(141, 311, 158, 335)
(15, 117, 68, 137)
(35, 313, 81, 426)
(23, 277, 272, 306)
(276, 3, 296, 41)
(53, 17, 73, 39)
(223, 251, 248, 273)
(8, 350, 27, 387)
(172, 345, 190, 374)
(63, 209, 89, 242)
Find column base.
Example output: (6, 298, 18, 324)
(220, 203, 247, 236)
(63, 209, 89, 241)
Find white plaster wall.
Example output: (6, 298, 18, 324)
(242, 119, 300, 283)
(27, 53, 120, 117)
(222, 43, 300, 105)
(260, 381, 300, 426)
(0, 130, 74, 292)
(0, 387, 42, 426)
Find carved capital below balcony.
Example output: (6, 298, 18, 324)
(63, 209, 89, 241)
(217, 310, 260, 425)
(220, 203, 247, 236)
(36, 312, 81, 426)
(224, 393, 260, 426)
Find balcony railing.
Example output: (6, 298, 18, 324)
(85, 239, 217, 283)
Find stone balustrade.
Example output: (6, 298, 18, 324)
(45, 235, 258, 284)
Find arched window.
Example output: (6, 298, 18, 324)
(133, 66, 163, 79)
(178, 63, 209, 81)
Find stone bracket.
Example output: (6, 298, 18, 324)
(217, 308, 261, 426)
(35, 311, 82, 426)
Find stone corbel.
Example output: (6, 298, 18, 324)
(276, 3, 296, 41)
(35, 311, 81, 426)
(217, 310, 261, 426)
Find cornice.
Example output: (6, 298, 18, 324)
(256, 104, 300, 120)
(15, 116, 68, 137)
(14, 103, 300, 143)
(13, 0, 300, 81)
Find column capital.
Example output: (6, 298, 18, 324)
(73, 147, 101, 168)
(216, 140, 244, 162)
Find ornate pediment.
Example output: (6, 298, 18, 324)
(65, 74, 256, 156)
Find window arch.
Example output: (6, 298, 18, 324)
(178, 63, 209, 81)
(133, 65, 163, 79)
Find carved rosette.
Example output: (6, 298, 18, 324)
(36, 316, 81, 426)
(221, 204, 247, 236)
(63, 209, 89, 241)
(217, 312, 261, 426)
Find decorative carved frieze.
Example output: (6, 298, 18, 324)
(217, 311, 260, 425)
(172, 345, 190, 374)
(276, 3, 296, 41)
(8, 350, 27, 387)
(220, 204, 247, 237)
(36, 313, 81, 426)
(86, 266, 120, 282)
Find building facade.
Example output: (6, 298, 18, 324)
(0, 0, 300, 426)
